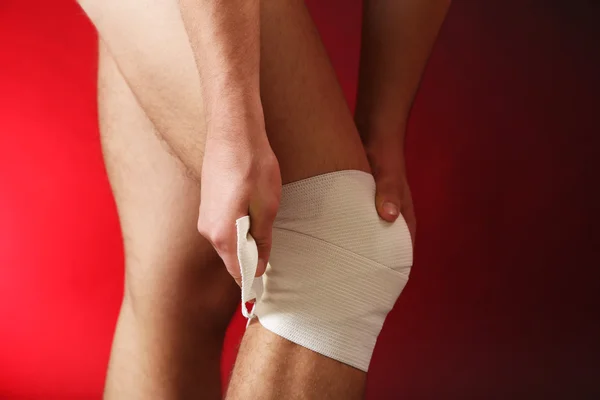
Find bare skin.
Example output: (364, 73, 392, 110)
(83, 0, 368, 398)
(79, 0, 449, 397)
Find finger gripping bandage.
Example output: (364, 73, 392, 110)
(235, 170, 413, 372)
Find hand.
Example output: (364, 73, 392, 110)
(363, 134, 416, 246)
(197, 107, 282, 286)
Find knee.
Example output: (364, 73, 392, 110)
(123, 251, 240, 337)
(241, 171, 413, 371)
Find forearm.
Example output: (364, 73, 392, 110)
(355, 0, 450, 147)
(177, 0, 262, 130)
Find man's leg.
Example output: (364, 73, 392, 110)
(81, 0, 370, 398)
(226, 2, 370, 398)
(97, 42, 239, 399)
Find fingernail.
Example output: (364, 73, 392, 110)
(382, 202, 399, 217)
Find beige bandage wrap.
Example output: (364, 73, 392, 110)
(236, 170, 413, 372)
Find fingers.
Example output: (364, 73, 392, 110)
(374, 173, 416, 246)
(197, 215, 243, 285)
(197, 196, 278, 287)
(221, 253, 243, 287)
(366, 145, 404, 223)
(374, 175, 402, 223)
(248, 201, 278, 277)
(249, 155, 281, 277)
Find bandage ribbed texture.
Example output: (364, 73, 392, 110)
(236, 170, 413, 371)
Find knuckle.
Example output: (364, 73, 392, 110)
(258, 242, 272, 253)
(254, 229, 273, 247)
(264, 202, 279, 220)
(264, 192, 281, 214)
(210, 230, 232, 253)
(250, 228, 268, 244)
(196, 218, 208, 236)
(198, 222, 232, 253)
(263, 152, 279, 170)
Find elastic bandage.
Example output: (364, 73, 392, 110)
(236, 170, 413, 371)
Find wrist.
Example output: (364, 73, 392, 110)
(206, 91, 266, 140)
(205, 76, 260, 108)
(356, 118, 407, 152)
(355, 108, 408, 138)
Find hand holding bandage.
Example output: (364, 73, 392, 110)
(197, 116, 281, 286)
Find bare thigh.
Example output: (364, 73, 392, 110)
(98, 41, 238, 399)
(80, 0, 370, 183)
(97, 41, 236, 317)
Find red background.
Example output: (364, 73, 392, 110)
(1, 0, 598, 398)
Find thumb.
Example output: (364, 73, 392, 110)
(248, 216, 274, 277)
(374, 177, 402, 223)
